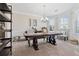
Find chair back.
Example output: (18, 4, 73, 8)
(42, 27, 48, 33)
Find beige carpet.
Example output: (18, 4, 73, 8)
(12, 39, 79, 56)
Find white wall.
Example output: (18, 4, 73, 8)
(12, 12, 50, 37)
(12, 13, 29, 37)
(69, 9, 79, 40)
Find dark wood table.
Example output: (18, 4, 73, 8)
(24, 32, 62, 50)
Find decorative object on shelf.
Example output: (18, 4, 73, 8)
(0, 43, 2, 46)
(41, 5, 48, 22)
(0, 3, 11, 12)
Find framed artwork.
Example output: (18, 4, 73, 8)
(29, 19, 37, 27)
(33, 19, 37, 27)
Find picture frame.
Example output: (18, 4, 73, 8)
(33, 19, 37, 27)
(29, 19, 37, 27)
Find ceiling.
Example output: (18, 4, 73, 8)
(12, 3, 78, 16)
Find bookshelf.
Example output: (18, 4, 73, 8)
(0, 3, 12, 56)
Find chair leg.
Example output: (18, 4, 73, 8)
(28, 39, 30, 47)
(46, 37, 49, 43)
(43, 38, 45, 41)
(77, 41, 78, 45)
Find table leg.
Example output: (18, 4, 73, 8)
(67, 37, 68, 40)
(25, 37, 30, 47)
(49, 36, 52, 43)
(28, 39, 30, 47)
(48, 35, 56, 45)
(33, 37, 39, 50)
(52, 35, 56, 45)
(64, 37, 68, 41)
(46, 36, 49, 43)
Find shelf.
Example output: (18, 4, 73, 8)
(0, 40, 10, 52)
(0, 11, 11, 22)
(0, 20, 11, 22)
(4, 29, 12, 32)
(4, 46, 12, 49)
(0, 38, 12, 40)
(1, 10, 11, 13)
(0, 3, 11, 13)
(0, 47, 10, 56)
(0, 29, 12, 32)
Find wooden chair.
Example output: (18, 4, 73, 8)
(41, 27, 48, 42)
(24, 30, 31, 47)
(58, 30, 68, 41)
(42, 27, 48, 33)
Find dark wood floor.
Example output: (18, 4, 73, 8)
(12, 39, 79, 56)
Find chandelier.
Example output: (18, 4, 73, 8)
(41, 5, 48, 22)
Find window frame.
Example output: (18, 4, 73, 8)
(59, 16, 69, 31)
(76, 15, 79, 33)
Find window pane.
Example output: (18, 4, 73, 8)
(48, 17, 55, 31)
(59, 16, 69, 30)
(76, 16, 79, 33)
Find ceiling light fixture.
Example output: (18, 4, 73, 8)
(41, 5, 48, 22)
